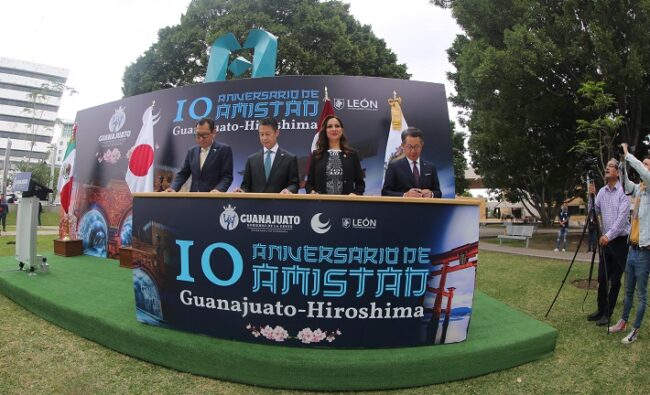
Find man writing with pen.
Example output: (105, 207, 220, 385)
(381, 127, 442, 198)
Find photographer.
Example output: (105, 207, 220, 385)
(608, 144, 650, 344)
(587, 158, 630, 326)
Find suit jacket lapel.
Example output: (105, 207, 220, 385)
(201, 144, 218, 174)
(268, 149, 286, 182)
(255, 150, 266, 183)
(401, 157, 416, 188)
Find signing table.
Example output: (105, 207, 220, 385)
(131, 193, 479, 348)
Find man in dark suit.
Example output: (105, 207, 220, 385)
(235, 117, 299, 194)
(382, 127, 442, 198)
(166, 118, 233, 192)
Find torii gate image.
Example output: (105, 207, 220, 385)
(420, 242, 479, 344)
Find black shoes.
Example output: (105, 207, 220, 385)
(596, 315, 611, 326)
(588, 310, 612, 325)
(587, 311, 602, 321)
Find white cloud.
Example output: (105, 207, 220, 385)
(0, 0, 463, 122)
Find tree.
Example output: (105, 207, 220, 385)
(23, 82, 77, 162)
(573, 81, 625, 183)
(450, 121, 469, 195)
(432, 0, 650, 225)
(122, 0, 410, 96)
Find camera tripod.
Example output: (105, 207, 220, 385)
(545, 173, 615, 332)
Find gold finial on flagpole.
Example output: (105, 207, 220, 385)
(324, 86, 329, 101)
(152, 100, 156, 107)
(388, 92, 403, 131)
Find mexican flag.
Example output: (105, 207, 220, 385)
(57, 124, 76, 214)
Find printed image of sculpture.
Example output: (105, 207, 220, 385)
(77, 208, 108, 258)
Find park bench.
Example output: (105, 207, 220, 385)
(498, 224, 535, 248)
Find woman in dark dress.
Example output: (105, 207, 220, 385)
(305, 115, 365, 195)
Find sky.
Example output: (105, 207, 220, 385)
(0, 0, 463, 122)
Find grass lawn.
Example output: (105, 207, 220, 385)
(1, 238, 648, 394)
(1, 210, 60, 229)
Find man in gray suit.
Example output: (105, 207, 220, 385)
(236, 117, 299, 194)
(166, 118, 233, 192)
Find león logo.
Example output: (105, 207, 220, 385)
(220, 205, 239, 230)
(310, 213, 331, 234)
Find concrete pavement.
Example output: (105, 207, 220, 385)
(479, 225, 595, 262)
(479, 241, 596, 263)
(0, 226, 59, 237)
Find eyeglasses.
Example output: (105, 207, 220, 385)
(194, 132, 212, 139)
(404, 144, 422, 151)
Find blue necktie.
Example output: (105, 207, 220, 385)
(264, 150, 273, 180)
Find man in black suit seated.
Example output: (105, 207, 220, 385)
(381, 127, 442, 198)
(166, 117, 233, 192)
(235, 117, 299, 194)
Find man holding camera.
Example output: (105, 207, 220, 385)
(608, 144, 650, 344)
(587, 158, 630, 326)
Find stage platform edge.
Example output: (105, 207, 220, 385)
(0, 255, 557, 391)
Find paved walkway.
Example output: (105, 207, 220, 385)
(479, 241, 595, 263)
(0, 226, 59, 237)
(479, 225, 595, 262)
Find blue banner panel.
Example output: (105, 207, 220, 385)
(70, 76, 453, 258)
(132, 194, 478, 348)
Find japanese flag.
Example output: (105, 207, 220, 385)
(125, 105, 159, 193)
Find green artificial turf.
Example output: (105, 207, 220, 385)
(0, 254, 557, 391)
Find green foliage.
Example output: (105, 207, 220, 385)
(573, 81, 625, 179)
(450, 121, 470, 195)
(436, 0, 650, 225)
(122, 0, 409, 96)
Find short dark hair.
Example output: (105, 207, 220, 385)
(196, 117, 215, 131)
(259, 117, 278, 131)
(401, 127, 424, 143)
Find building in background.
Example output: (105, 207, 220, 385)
(53, 119, 74, 166)
(0, 57, 69, 172)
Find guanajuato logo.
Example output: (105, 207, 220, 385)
(221, 205, 299, 233)
(220, 205, 240, 230)
(99, 106, 131, 143)
(109, 105, 126, 132)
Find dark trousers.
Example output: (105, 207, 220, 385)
(597, 236, 629, 317)
(0, 215, 5, 231)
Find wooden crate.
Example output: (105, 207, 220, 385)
(53, 239, 83, 257)
(119, 246, 134, 269)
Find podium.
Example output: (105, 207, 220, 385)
(13, 172, 52, 274)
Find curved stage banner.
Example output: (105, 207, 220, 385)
(71, 76, 453, 258)
(132, 194, 478, 348)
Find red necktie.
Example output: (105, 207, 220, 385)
(412, 161, 420, 187)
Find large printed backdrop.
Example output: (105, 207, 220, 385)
(71, 76, 453, 258)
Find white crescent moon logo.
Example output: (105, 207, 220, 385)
(310, 213, 331, 234)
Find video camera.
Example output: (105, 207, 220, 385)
(580, 157, 599, 178)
